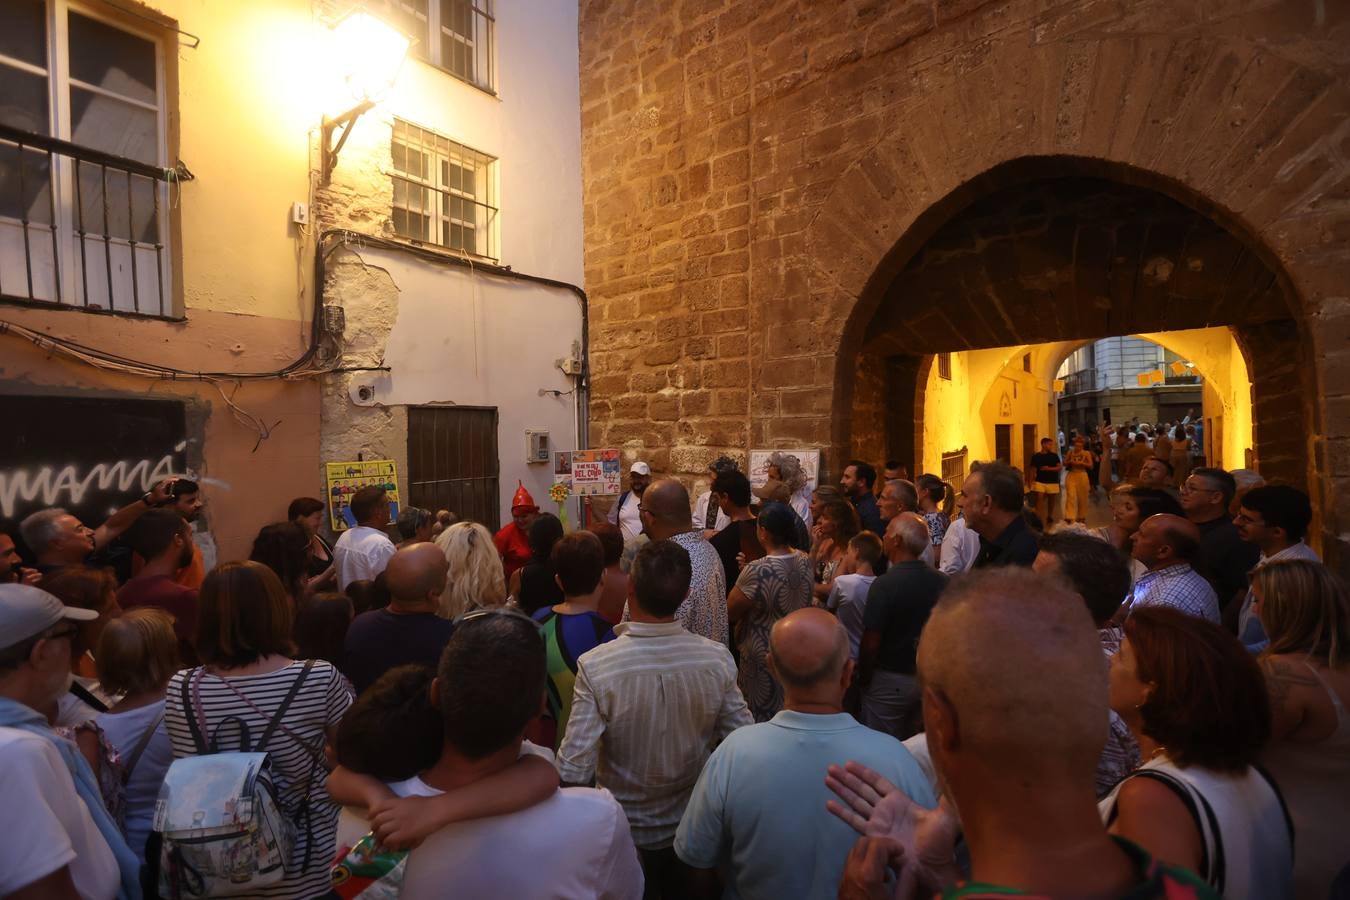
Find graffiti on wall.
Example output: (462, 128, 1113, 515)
(0, 395, 188, 526)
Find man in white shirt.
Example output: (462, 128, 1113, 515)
(1232, 485, 1319, 650)
(401, 609, 644, 899)
(608, 461, 652, 544)
(558, 539, 752, 896)
(0, 727, 120, 899)
(691, 456, 736, 535)
(333, 485, 398, 591)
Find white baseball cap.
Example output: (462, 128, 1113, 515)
(630, 461, 651, 476)
(0, 584, 99, 647)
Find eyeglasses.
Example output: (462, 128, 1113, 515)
(1180, 479, 1219, 495)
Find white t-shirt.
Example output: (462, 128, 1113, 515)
(826, 573, 876, 659)
(333, 525, 397, 591)
(401, 782, 644, 900)
(0, 726, 120, 899)
(608, 492, 645, 544)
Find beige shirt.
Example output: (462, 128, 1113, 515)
(556, 621, 752, 849)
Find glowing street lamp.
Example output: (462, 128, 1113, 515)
(321, 11, 411, 182)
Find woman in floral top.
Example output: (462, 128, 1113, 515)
(729, 503, 814, 721)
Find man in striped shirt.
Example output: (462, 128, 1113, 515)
(557, 539, 752, 898)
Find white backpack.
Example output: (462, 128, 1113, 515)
(153, 661, 316, 898)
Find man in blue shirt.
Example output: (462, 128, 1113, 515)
(674, 607, 934, 899)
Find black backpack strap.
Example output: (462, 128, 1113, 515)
(257, 659, 314, 753)
(1254, 762, 1296, 859)
(1130, 769, 1220, 889)
(121, 710, 164, 784)
(69, 680, 109, 714)
(180, 668, 207, 755)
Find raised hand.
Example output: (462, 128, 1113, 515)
(825, 761, 960, 881)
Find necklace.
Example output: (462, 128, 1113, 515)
(1146, 746, 1170, 763)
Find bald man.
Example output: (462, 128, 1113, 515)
(675, 608, 934, 900)
(1124, 513, 1220, 623)
(828, 569, 1217, 898)
(342, 542, 455, 694)
(859, 513, 947, 739)
(625, 478, 728, 645)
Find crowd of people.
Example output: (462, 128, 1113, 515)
(0, 442, 1346, 900)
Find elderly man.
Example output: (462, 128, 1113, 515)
(675, 608, 933, 900)
(828, 569, 1214, 898)
(859, 513, 947, 739)
(1124, 514, 1220, 623)
(18, 478, 177, 577)
(963, 461, 1038, 568)
(343, 542, 456, 694)
(876, 479, 934, 567)
(629, 479, 727, 646)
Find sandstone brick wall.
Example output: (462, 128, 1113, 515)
(580, 0, 1350, 566)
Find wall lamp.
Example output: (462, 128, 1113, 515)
(321, 11, 411, 182)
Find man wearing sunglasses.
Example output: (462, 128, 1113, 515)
(0, 584, 139, 899)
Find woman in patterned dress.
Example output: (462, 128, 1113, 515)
(729, 503, 815, 721)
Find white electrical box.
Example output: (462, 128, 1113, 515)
(290, 201, 309, 226)
(525, 429, 550, 464)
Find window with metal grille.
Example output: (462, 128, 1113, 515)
(0, 0, 175, 316)
(937, 352, 952, 380)
(390, 119, 497, 260)
(365, 0, 495, 93)
(941, 446, 968, 496)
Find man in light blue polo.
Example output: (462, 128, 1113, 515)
(674, 607, 935, 899)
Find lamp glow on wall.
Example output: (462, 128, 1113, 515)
(321, 11, 410, 182)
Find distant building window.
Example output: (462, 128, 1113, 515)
(0, 0, 175, 316)
(390, 119, 497, 260)
(937, 353, 952, 380)
(367, 0, 495, 93)
(1023, 352, 1032, 373)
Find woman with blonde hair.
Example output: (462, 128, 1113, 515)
(1254, 558, 1350, 899)
(435, 521, 507, 618)
(90, 608, 180, 864)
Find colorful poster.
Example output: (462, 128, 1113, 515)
(324, 459, 401, 531)
(554, 449, 621, 496)
(748, 449, 821, 492)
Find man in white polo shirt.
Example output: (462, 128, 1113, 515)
(333, 485, 398, 591)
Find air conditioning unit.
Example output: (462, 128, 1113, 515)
(525, 429, 550, 464)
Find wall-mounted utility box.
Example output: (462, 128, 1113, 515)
(525, 428, 550, 463)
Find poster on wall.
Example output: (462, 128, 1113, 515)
(324, 459, 401, 531)
(748, 449, 821, 492)
(553, 449, 621, 496)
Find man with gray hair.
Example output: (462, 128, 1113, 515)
(19, 478, 177, 577)
(859, 513, 947, 739)
(675, 608, 933, 899)
(877, 479, 934, 567)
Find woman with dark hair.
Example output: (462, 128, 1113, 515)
(728, 503, 814, 722)
(250, 521, 312, 604)
(1254, 559, 1350, 899)
(1102, 607, 1293, 899)
(40, 565, 121, 724)
(164, 561, 354, 900)
(811, 498, 860, 603)
(915, 474, 953, 560)
(294, 590, 354, 671)
(288, 496, 335, 590)
(510, 512, 565, 616)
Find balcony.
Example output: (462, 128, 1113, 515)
(0, 123, 190, 319)
(1060, 367, 1098, 395)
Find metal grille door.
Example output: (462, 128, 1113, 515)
(407, 406, 500, 531)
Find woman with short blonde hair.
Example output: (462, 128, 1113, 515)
(1254, 558, 1350, 899)
(436, 521, 508, 618)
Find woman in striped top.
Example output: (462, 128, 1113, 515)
(164, 561, 353, 899)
